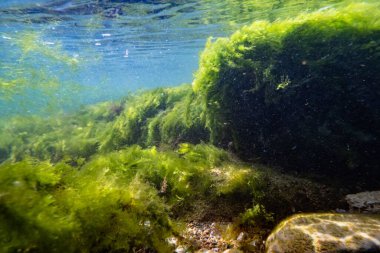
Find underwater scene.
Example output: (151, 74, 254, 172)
(0, 0, 380, 252)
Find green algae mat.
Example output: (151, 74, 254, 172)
(0, 2, 379, 252)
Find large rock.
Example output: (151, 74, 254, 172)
(265, 213, 380, 253)
(192, 3, 380, 183)
(346, 191, 380, 213)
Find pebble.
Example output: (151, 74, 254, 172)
(167, 237, 178, 246)
(180, 222, 230, 251)
(223, 249, 243, 253)
(236, 232, 247, 241)
(175, 221, 264, 252)
(175, 246, 187, 253)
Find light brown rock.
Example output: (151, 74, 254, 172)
(266, 213, 380, 253)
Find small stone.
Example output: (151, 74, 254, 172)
(175, 246, 187, 253)
(236, 232, 247, 242)
(223, 249, 243, 253)
(196, 250, 212, 253)
(167, 237, 178, 246)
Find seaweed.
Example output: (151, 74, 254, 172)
(101, 84, 208, 151)
(0, 104, 114, 164)
(0, 156, 174, 252)
(0, 31, 82, 115)
(193, 2, 380, 182)
(0, 2, 379, 251)
(0, 143, 270, 252)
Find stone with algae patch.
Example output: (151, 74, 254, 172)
(265, 213, 380, 253)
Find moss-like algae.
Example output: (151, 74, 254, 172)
(0, 158, 173, 253)
(0, 106, 338, 251)
(0, 142, 268, 252)
(0, 2, 379, 252)
(193, 2, 380, 182)
(102, 84, 208, 151)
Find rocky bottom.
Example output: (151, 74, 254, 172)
(171, 222, 269, 253)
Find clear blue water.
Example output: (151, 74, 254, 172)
(0, 0, 346, 116)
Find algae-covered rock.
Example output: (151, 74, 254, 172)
(266, 213, 380, 253)
(101, 84, 208, 151)
(193, 3, 380, 182)
(0, 85, 208, 164)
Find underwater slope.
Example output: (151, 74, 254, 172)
(0, 2, 380, 252)
(193, 2, 380, 184)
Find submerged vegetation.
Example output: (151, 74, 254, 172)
(0, 140, 341, 252)
(193, 2, 380, 182)
(0, 31, 82, 115)
(0, 1, 380, 252)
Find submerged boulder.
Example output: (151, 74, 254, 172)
(193, 3, 380, 183)
(346, 191, 380, 214)
(265, 213, 380, 253)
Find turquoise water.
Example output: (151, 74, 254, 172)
(0, 0, 346, 116)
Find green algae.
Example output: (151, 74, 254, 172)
(16, 32, 79, 67)
(0, 141, 264, 252)
(0, 1, 379, 252)
(0, 98, 339, 251)
(0, 84, 206, 165)
(0, 158, 173, 253)
(239, 204, 274, 228)
(101, 84, 208, 151)
(0, 31, 82, 115)
(0, 105, 113, 163)
(193, 2, 380, 181)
